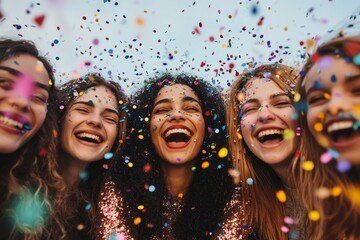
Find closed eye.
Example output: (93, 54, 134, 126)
(75, 108, 89, 113)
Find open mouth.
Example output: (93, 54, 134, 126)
(257, 129, 284, 144)
(0, 115, 30, 131)
(326, 120, 360, 143)
(164, 128, 192, 144)
(76, 132, 103, 144)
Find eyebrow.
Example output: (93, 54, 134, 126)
(243, 92, 290, 104)
(0, 65, 50, 92)
(72, 101, 119, 115)
(153, 96, 201, 108)
(345, 74, 360, 84)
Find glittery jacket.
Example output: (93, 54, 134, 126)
(95, 181, 138, 240)
(95, 181, 251, 240)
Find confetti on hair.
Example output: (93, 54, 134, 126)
(315, 187, 331, 199)
(308, 210, 320, 221)
(246, 178, 254, 185)
(337, 160, 351, 172)
(302, 160, 315, 171)
(331, 186, 342, 197)
(276, 190, 287, 203)
(104, 152, 113, 159)
(217, 147, 228, 158)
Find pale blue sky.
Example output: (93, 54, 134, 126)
(0, 0, 359, 94)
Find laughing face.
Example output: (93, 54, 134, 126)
(0, 54, 50, 154)
(305, 56, 360, 165)
(240, 78, 296, 169)
(150, 84, 205, 166)
(61, 85, 119, 163)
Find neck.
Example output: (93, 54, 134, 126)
(60, 151, 89, 186)
(271, 156, 295, 188)
(161, 163, 194, 197)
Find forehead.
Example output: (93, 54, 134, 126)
(75, 85, 117, 105)
(243, 77, 283, 99)
(155, 84, 199, 101)
(304, 56, 360, 91)
(0, 54, 50, 85)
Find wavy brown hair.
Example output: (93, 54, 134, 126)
(292, 35, 360, 239)
(227, 63, 299, 240)
(57, 73, 128, 238)
(0, 39, 66, 239)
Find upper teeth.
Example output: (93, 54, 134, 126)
(0, 115, 24, 129)
(76, 132, 101, 142)
(165, 128, 191, 138)
(327, 121, 353, 133)
(258, 129, 284, 138)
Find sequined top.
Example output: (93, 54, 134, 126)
(95, 181, 138, 240)
(285, 186, 308, 240)
(212, 186, 252, 239)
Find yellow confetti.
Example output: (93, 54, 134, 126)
(119, 100, 124, 105)
(323, 93, 330, 99)
(135, 17, 144, 26)
(315, 134, 330, 148)
(89, 75, 95, 81)
(132, 105, 137, 109)
(48, 79, 53, 86)
(144, 117, 149, 122)
(133, 217, 142, 225)
(302, 160, 315, 171)
(138, 134, 144, 140)
(218, 147, 228, 158)
(347, 185, 360, 206)
(210, 144, 216, 149)
(201, 161, 210, 169)
(137, 205, 144, 210)
(283, 129, 295, 140)
(293, 92, 301, 102)
(128, 162, 133, 168)
(237, 92, 244, 102)
(308, 210, 320, 221)
(221, 43, 228, 48)
(331, 186, 342, 197)
(313, 122, 323, 132)
(276, 190, 287, 203)
(352, 105, 360, 119)
(236, 132, 243, 140)
(306, 39, 316, 49)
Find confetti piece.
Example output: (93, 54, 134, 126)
(283, 129, 295, 140)
(337, 160, 351, 172)
(134, 217, 142, 225)
(246, 178, 253, 185)
(353, 53, 360, 65)
(77, 224, 85, 230)
(302, 160, 314, 171)
(346, 185, 360, 206)
(138, 134, 144, 139)
(313, 122, 323, 132)
(104, 152, 113, 159)
(218, 147, 228, 158)
(320, 152, 332, 164)
(308, 210, 320, 221)
(315, 187, 331, 199)
(281, 226, 289, 233)
(137, 205, 144, 210)
(331, 186, 342, 197)
(276, 190, 287, 203)
(201, 161, 210, 169)
(34, 14, 45, 27)
(148, 185, 155, 192)
(284, 216, 294, 225)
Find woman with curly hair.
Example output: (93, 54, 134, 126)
(0, 39, 66, 239)
(226, 63, 306, 239)
(293, 35, 360, 239)
(57, 74, 128, 239)
(97, 73, 250, 239)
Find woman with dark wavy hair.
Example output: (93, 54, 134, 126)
(56, 74, 128, 239)
(96, 73, 250, 240)
(0, 39, 66, 239)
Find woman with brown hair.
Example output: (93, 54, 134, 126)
(0, 39, 66, 239)
(293, 35, 360, 239)
(227, 63, 306, 239)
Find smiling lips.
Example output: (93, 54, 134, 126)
(163, 127, 193, 148)
(76, 132, 103, 144)
(325, 119, 360, 144)
(0, 112, 30, 133)
(257, 128, 284, 144)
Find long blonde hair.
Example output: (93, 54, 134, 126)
(227, 63, 299, 240)
(292, 36, 360, 239)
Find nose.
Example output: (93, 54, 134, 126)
(168, 108, 186, 122)
(8, 94, 31, 112)
(257, 104, 275, 123)
(86, 114, 102, 128)
(326, 92, 352, 116)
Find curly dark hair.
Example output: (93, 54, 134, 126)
(111, 73, 234, 240)
(56, 73, 128, 239)
(0, 39, 66, 239)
